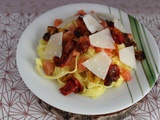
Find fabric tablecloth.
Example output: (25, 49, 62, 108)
(0, 0, 160, 120)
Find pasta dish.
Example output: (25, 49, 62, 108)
(35, 10, 145, 98)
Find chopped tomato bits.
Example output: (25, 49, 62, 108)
(42, 60, 55, 76)
(54, 19, 62, 27)
(121, 69, 132, 81)
(76, 9, 86, 16)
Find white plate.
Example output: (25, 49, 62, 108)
(16, 3, 160, 115)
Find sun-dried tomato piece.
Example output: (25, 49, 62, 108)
(62, 40, 77, 55)
(75, 17, 88, 35)
(123, 33, 136, 47)
(104, 75, 113, 86)
(74, 27, 83, 38)
(135, 49, 145, 60)
(77, 41, 90, 53)
(53, 54, 68, 67)
(59, 81, 78, 95)
(111, 28, 137, 46)
(104, 64, 120, 86)
(76, 36, 90, 53)
(54, 40, 77, 67)
(106, 20, 114, 28)
(59, 77, 83, 95)
(111, 30, 124, 44)
(70, 78, 83, 93)
(108, 64, 120, 81)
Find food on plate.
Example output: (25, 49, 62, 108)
(35, 10, 145, 98)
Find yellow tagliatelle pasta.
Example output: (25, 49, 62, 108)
(35, 10, 142, 99)
(37, 39, 47, 58)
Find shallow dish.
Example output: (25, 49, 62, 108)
(16, 3, 160, 115)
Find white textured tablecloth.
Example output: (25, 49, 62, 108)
(0, 0, 160, 120)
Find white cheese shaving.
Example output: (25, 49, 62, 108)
(96, 13, 116, 22)
(57, 15, 79, 28)
(96, 13, 125, 32)
(43, 32, 63, 60)
(82, 51, 112, 79)
(83, 14, 103, 33)
(113, 18, 125, 32)
(89, 28, 115, 49)
(119, 46, 136, 69)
